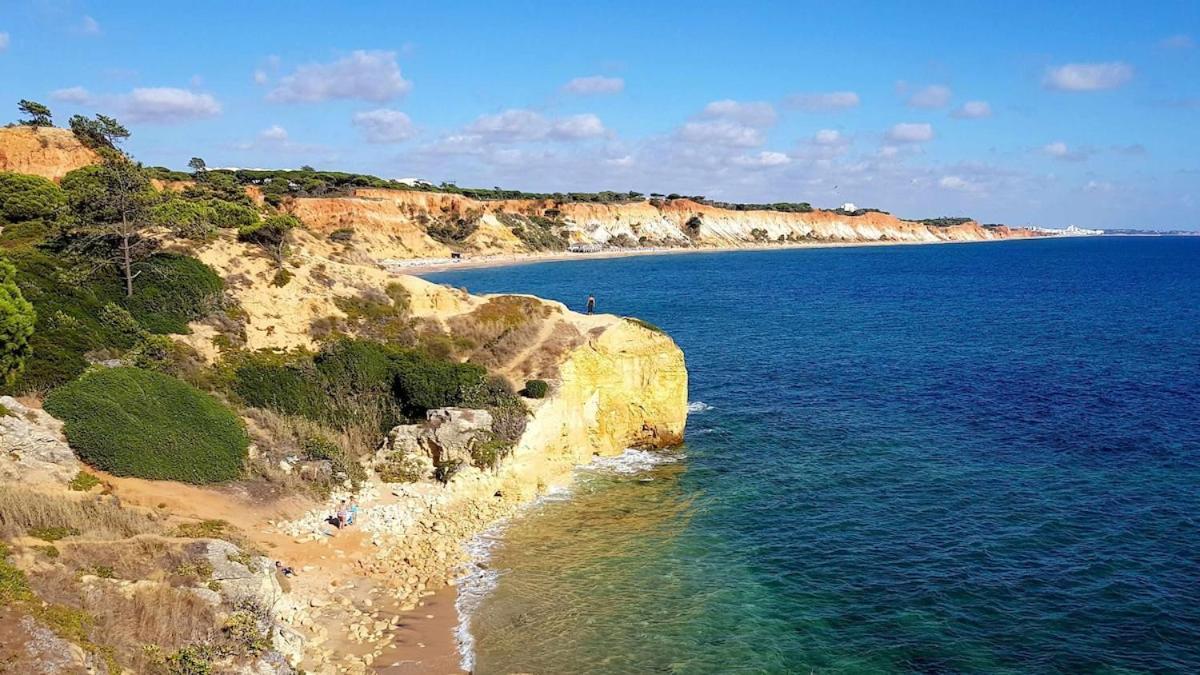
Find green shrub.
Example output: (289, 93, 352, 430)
(238, 214, 299, 266)
(45, 367, 249, 484)
(392, 351, 486, 417)
(207, 199, 258, 228)
(123, 253, 223, 334)
(270, 268, 293, 287)
(33, 544, 60, 558)
(0, 172, 67, 222)
(0, 256, 36, 385)
(68, 470, 101, 492)
(302, 433, 366, 488)
(29, 525, 80, 541)
(173, 520, 229, 538)
(329, 227, 355, 243)
(1, 249, 221, 393)
(148, 197, 217, 240)
(164, 646, 214, 675)
(521, 379, 549, 398)
(0, 542, 33, 604)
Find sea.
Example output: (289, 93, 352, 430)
(423, 237, 1200, 674)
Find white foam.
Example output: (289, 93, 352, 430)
(585, 448, 684, 475)
(687, 401, 713, 413)
(453, 450, 678, 670)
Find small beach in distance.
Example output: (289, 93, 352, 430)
(427, 236, 1200, 673)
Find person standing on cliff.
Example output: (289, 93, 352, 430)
(586, 295, 596, 314)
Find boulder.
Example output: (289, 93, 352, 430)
(0, 396, 81, 485)
(420, 407, 493, 466)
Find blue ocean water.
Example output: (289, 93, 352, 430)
(425, 237, 1200, 674)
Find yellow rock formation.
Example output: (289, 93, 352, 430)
(0, 126, 99, 181)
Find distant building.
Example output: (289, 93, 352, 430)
(395, 177, 432, 187)
(839, 202, 857, 212)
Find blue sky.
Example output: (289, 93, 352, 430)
(1, 1, 1197, 229)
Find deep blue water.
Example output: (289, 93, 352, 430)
(426, 238, 1200, 674)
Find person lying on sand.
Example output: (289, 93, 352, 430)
(275, 561, 296, 577)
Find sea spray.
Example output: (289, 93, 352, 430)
(453, 448, 683, 671)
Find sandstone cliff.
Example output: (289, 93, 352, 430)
(0, 126, 98, 180)
(289, 187, 1042, 260)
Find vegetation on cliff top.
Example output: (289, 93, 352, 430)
(45, 366, 249, 483)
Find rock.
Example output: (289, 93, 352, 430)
(421, 407, 493, 466)
(297, 459, 334, 483)
(0, 396, 81, 485)
(309, 597, 328, 608)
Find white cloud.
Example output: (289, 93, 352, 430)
(886, 122, 934, 143)
(550, 113, 607, 140)
(352, 108, 415, 143)
(260, 125, 289, 142)
(701, 99, 777, 127)
(79, 16, 101, 35)
(907, 84, 952, 108)
(563, 75, 625, 95)
(732, 151, 791, 167)
(678, 120, 764, 147)
(51, 86, 91, 103)
(47, 86, 220, 123)
(120, 88, 221, 123)
(1042, 141, 1090, 161)
(939, 175, 979, 192)
(1160, 34, 1194, 49)
(813, 129, 844, 145)
(605, 155, 634, 167)
(1043, 62, 1133, 91)
(253, 69, 269, 85)
(1083, 179, 1115, 192)
(952, 100, 992, 119)
(268, 50, 411, 103)
(0, 32, 9, 52)
(445, 109, 607, 148)
(785, 91, 860, 112)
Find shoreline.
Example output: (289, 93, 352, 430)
(392, 234, 1080, 276)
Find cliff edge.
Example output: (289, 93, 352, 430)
(0, 126, 98, 181)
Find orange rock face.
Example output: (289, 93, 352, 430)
(288, 188, 1043, 259)
(0, 126, 99, 181)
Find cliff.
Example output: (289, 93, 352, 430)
(288, 187, 1043, 260)
(0, 126, 98, 180)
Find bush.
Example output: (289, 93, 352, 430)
(392, 351, 486, 417)
(68, 470, 101, 492)
(238, 214, 299, 266)
(521, 379, 549, 398)
(0, 172, 67, 222)
(0, 256, 36, 385)
(45, 367, 249, 483)
(123, 253, 223, 334)
(0, 249, 222, 393)
(148, 197, 217, 240)
(207, 199, 258, 228)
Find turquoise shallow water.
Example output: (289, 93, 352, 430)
(425, 238, 1200, 674)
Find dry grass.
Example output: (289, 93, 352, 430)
(84, 582, 220, 670)
(0, 486, 161, 540)
(445, 296, 565, 371)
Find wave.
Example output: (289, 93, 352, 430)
(688, 401, 713, 413)
(454, 448, 680, 671)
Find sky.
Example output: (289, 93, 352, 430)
(1, 1, 1197, 229)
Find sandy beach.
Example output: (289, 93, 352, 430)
(393, 235, 1060, 277)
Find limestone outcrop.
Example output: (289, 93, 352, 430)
(0, 126, 98, 181)
(289, 187, 1043, 259)
(0, 395, 81, 485)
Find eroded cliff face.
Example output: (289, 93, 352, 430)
(288, 187, 1041, 259)
(0, 126, 98, 181)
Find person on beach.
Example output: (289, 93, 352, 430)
(275, 560, 296, 577)
(348, 498, 359, 526)
(586, 294, 596, 314)
(336, 500, 348, 530)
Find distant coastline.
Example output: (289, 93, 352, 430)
(393, 233, 1088, 275)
